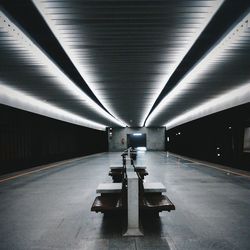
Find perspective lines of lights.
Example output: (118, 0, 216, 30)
(0, 10, 127, 129)
(146, 11, 250, 129)
(32, 0, 128, 127)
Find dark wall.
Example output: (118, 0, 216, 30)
(166, 103, 250, 171)
(0, 104, 108, 175)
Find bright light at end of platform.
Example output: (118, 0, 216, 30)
(136, 147, 147, 151)
(133, 133, 142, 136)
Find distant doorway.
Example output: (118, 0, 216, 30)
(127, 133, 146, 148)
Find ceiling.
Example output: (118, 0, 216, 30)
(0, 0, 249, 130)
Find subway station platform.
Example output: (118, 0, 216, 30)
(0, 151, 250, 250)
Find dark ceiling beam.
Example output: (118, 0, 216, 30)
(0, 0, 113, 117)
(143, 0, 250, 127)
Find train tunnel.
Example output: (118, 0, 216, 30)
(0, 0, 250, 249)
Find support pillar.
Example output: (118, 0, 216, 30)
(123, 170, 143, 236)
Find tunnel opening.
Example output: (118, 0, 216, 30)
(127, 133, 146, 150)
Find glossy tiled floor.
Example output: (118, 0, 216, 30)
(0, 151, 250, 250)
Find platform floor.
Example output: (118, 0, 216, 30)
(0, 151, 250, 250)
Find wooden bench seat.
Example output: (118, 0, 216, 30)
(137, 174, 175, 214)
(130, 152, 137, 160)
(91, 195, 123, 213)
(109, 170, 124, 182)
(142, 194, 175, 212)
(109, 169, 148, 182)
(108, 170, 123, 176)
(136, 169, 148, 179)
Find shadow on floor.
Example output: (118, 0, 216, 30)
(99, 213, 126, 238)
(99, 212, 166, 237)
(98, 212, 172, 249)
(140, 213, 164, 236)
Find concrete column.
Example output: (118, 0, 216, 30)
(123, 170, 143, 236)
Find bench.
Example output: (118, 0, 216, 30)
(132, 164, 148, 179)
(96, 183, 122, 193)
(138, 176, 175, 214)
(109, 168, 148, 182)
(108, 171, 123, 182)
(110, 165, 123, 170)
(130, 151, 137, 160)
(143, 182, 166, 193)
(91, 175, 127, 214)
(121, 149, 135, 164)
(133, 165, 146, 170)
(135, 169, 148, 179)
(91, 194, 123, 213)
(142, 194, 175, 212)
(109, 165, 125, 182)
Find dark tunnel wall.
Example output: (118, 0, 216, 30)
(0, 104, 108, 175)
(166, 103, 250, 171)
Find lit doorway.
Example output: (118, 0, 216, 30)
(127, 133, 146, 149)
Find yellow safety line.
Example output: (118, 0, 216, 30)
(0, 152, 105, 184)
(168, 152, 250, 179)
(0, 157, 81, 184)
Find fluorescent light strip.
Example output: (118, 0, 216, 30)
(0, 10, 127, 127)
(33, 0, 224, 128)
(165, 83, 250, 130)
(32, 0, 128, 127)
(146, 12, 250, 127)
(0, 83, 106, 131)
(139, 0, 225, 126)
(133, 133, 142, 136)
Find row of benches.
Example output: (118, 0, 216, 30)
(109, 164, 148, 182)
(91, 182, 175, 214)
(91, 148, 175, 216)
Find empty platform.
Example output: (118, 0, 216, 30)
(0, 151, 250, 249)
